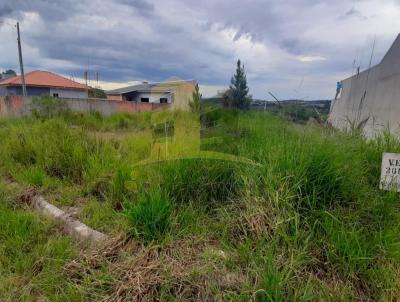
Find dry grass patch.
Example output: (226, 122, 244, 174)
(230, 197, 280, 242)
(64, 234, 248, 301)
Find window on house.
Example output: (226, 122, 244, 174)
(141, 98, 149, 102)
(160, 98, 168, 103)
(127, 96, 132, 102)
(53, 93, 59, 98)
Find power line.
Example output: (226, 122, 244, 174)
(0, 20, 15, 28)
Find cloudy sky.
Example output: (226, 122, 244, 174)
(0, 0, 399, 99)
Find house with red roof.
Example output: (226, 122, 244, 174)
(0, 70, 88, 99)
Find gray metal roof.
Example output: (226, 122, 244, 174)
(106, 83, 155, 95)
(105, 80, 196, 95)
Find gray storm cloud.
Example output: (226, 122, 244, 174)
(0, 0, 399, 99)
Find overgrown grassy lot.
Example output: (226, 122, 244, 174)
(1, 109, 400, 301)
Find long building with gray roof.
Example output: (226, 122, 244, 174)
(106, 79, 196, 110)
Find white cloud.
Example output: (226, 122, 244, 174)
(297, 56, 327, 62)
(200, 84, 227, 98)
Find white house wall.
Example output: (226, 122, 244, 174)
(132, 92, 172, 103)
(329, 34, 400, 138)
(50, 88, 88, 99)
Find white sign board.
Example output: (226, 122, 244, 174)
(380, 153, 400, 192)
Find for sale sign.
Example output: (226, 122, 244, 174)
(380, 153, 400, 192)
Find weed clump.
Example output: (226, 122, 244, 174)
(297, 150, 344, 212)
(125, 190, 172, 241)
(31, 96, 70, 119)
(157, 159, 243, 205)
(111, 168, 133, 209)
(20, 166, 48, 187)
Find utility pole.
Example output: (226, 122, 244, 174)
(84, 71, 88, 99)
(84, 71, 88, 87)
(16, 22, 27, 97)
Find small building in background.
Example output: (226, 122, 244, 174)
(0, 70, 88, 99)
(106, 80, 196, 111)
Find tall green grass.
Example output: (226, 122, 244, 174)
(124, 190, 172, 241)
(136, 159, 243, 205)
(1, 119, 94, 182)
(0, 187, 79, 301)
(0, 109, 400, 300)
(62, 110, 152, 131)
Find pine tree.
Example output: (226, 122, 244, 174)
(189, 83, 202, 113)
(229, 59, 251, 110)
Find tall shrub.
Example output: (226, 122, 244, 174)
(229, 59, 251, 110)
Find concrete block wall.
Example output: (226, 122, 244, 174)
(0, 96, 170, 117)
(106, 94, 123, 102)
(329, 34, 400, 138)
(0, 96, 32, 117)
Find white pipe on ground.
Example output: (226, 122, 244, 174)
(31, 194, 108, 244)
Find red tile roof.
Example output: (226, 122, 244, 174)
(0, 70, 87, 90)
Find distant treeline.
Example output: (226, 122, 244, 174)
(202, 97, 331, 124)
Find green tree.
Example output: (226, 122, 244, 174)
(88, 87, 106, 99)
(3, 69, 16, 76)
(1, 69, 17, 79)
(188, 83, 202, 113)
(229, 59, 251, 110)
